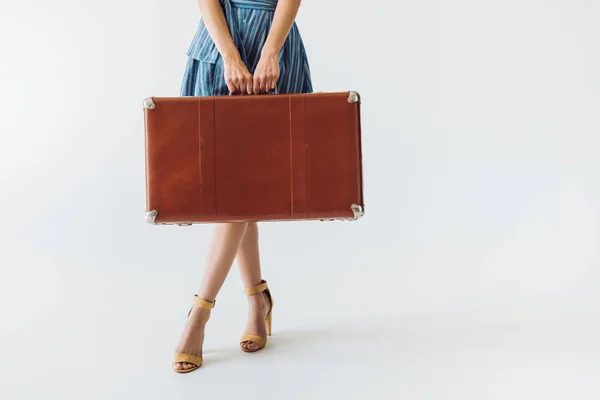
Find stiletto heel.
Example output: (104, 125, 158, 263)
(240, 280, 273, 352)
(265, 312, 272, 336)
(172, 295, 215, 373)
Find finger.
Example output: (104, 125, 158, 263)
(246, 77, 253, 95)
(232, 77, 243, 95)
(253, 77, 261, 95)
(260, 78, 268, 94)
(241, 75, 251, 95)
(226, 79, 236, 95)
(263, 76, 272, 94)
(266, 75, 273, 93)
(239, 80, 247, 95)
(228, 76, 239, 95)
(245, 74, 253, 95)
(255, 77, 263, 94)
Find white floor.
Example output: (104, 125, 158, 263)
(2, 258, 600, 400)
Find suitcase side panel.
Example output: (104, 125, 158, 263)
(213, 95, 292, 220)
(304, 93, 363, 219)
(145, 98, 204, 223)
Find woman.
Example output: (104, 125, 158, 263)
(172, 0, 312, 373)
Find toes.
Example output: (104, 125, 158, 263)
(173, 362, 197, 371)
(174, 362, 186, 371)
(241, 341, 259, 351)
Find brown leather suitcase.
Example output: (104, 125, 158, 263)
(143, 91, 364, 225)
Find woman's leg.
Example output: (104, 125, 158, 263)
(236, 222, 271, 351)
(173, 222, 249, 371)
(196, 222, 249, 300)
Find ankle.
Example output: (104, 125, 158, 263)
(190, 306, 211, 321)
(248, 293, 269, 309)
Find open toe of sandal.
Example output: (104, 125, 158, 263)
(239, 333, 267, 352)
(239, 280, 273, 353)
(172, 295, 215, 373)
(172, 353, 203, 373)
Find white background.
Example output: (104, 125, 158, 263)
(1, 0, 599, 398)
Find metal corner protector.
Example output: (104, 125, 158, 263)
(145, 210, 158, 224)
(318, 204, 365, 222)
(347, 91, 361, 103)
(351, 204, 364, 220)
(143, 97, 156, 110)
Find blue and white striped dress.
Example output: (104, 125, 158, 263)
(181, 0, 313, 96)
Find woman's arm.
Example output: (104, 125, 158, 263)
(254, 0, 302, 93)
(196, 0, 238, 62)
(197, 0, 253, 94)
(262, 0, 302, 58)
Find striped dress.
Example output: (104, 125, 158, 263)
(181, 0, 313, 96)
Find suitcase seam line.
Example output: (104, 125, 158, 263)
(304, 94, 308, 219)
(289, 96, 293, 219)
(213, 97, 217, 217)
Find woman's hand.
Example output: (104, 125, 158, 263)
(253, 53, 280, 94)
(223, 56, 254, 95)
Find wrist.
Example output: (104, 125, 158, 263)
(260, 46, 279, 59)
(221, 49, 242, 64)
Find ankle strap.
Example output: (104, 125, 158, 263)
(193, 295, 216, 310)
(244, 280, 268, 296)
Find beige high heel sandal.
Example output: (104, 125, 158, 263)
(172, 295, 216, 373)
(240, 280, 273, 353)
